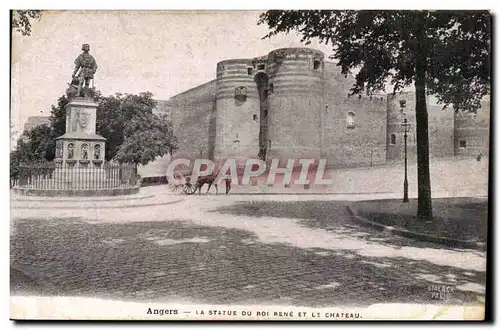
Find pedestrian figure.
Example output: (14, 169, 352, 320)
(477, 153, 483, 162)
(225, 178, 232, 195)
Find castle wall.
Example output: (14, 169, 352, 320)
(428, 104, 455, 158)
(169, 80, 217, 161)
(386, 93, 455, 162)
(454, 98, 490, 156)
(266, 48, 324, 160)
(214, 59, 260, 162)
(386, 93, 418, 161)
(153, 47, 485, 179)
(321, 62, 387, 167)
(153, 99, 173, 120)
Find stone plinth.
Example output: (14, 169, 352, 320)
(55, 97, 106, 167)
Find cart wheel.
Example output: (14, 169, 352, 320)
(183, 184, 197, 195)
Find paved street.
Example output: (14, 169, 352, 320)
(11, 187, 487, 308)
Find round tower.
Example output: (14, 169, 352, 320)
(214, 59, 260, 164)
(266, 48, 324, 161)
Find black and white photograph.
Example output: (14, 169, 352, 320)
(8, 9, 491, 321)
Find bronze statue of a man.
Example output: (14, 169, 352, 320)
(72, 44, 98, 97)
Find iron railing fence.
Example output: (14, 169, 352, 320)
(12, 162, 138, 190)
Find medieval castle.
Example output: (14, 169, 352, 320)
(154, 47, 489, 168)
(25, 47, 489, 170)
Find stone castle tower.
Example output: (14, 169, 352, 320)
(162, 47, 489, 168)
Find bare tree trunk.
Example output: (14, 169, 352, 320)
(415, 12, 433, 220)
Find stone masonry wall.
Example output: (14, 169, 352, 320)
(266, 48, 324, 160)
(386, 92, 455, 162)
(151, 47, 482, 179)
(214, 59, 260, 162)
(169, 80, 217, 161)
(454, 98, 490, 156)
(428, 104, 455, 158)
(321, 62, 387, 167)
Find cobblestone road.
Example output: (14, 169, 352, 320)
(10, 191, 487, 308)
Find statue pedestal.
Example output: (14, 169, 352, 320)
(65, 97, 99, 135)
(54, 97, 106, 165)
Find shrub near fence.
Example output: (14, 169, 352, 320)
(12, 162, 139, 190)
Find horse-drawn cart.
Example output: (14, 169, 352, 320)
(170, 173, 197, 195)
(169, 171, 230, 195)
(180, 175, 198, 195)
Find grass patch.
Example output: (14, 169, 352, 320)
(352, 198, 488, 242)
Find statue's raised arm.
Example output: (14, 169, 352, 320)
(71, 44, 98, 98)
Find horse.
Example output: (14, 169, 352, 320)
(194, 174, 231, 195)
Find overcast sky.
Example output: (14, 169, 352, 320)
(11, 10, 337, 135)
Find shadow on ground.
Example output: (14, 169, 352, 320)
(212, 200, 485, 251)
(11, 213, 485, 307)
(352, 198, 488, 244)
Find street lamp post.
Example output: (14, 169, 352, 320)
(401, 115, 411, 203)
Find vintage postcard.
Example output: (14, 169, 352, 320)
(10, 10, 490, 321)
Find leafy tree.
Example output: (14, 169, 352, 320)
(48, 91, 177, 164)
(12, 90, 177, 180)
(49, 95, 70, 138)
(96, 93, 125, 160)
(114, 112, 178, 165)
(21, 124, 53, 161)
(11, 10, 42, 36)
(259, 10, 491, 220)
(95, 91, 176, 163)
(10, 124, 53, 182)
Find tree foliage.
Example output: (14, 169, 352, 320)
(96, 92, 178, 164)
(114, 113, 177, 165)
(11, 10, 42, 36)
(10, 124, 53, 181)
(11, 91, 177, 180)
(95, 93, 125, 160)
(259, 10, 491, 219)
(259, 10, 490, 110)
(15, 124, 53, 161)
(49, 95, 70, 138)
